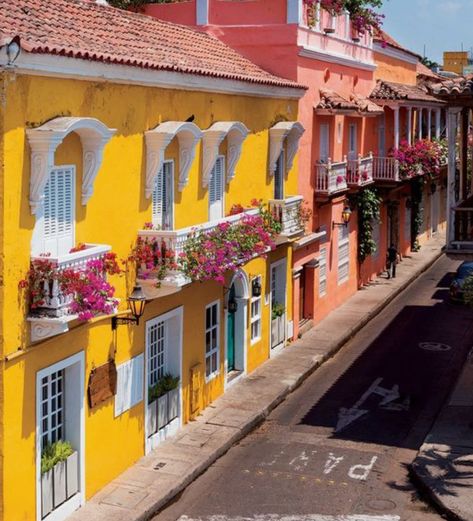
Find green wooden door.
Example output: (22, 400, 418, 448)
(227, 286, 236, 371)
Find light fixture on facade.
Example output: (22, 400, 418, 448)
(332, 206, 352, 228)
(227, 298, 238, 313)
(111, 285, 146, 330)
(6, 39, 21, 65)
(252, 278, 262, 297)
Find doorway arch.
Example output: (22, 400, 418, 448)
(225, 269, 249, 386)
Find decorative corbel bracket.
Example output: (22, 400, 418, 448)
(145, 121, 202, 196)
(269, 121, 305, 176)
(202, 122, 249, 187)
(26, 117, 116, 214)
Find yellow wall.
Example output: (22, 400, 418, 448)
(374, 51, 418, 85)
(1, 71, 299, 520)
(443, 51, 469, 74)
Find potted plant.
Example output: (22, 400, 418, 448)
(161, 373, 180, 423)
(271, 302, 286, 347)
(148, 374, 180, 435)
(41, 440, 78, 517)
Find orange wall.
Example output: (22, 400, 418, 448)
(374, 51, 418, 85)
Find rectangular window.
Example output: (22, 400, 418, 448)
(209, 156, 225, 221)
(43, 166, 75, 256)
(41, 369, 65, 450)
(205, 302, 220, 379)
(348, 123, 357, 161)
(148, 319, 166, 387)
(250, 276, 262, 343)
(274, 150, 285, 200)
(337, 226, 350, 285)
(319, 123, 330, 162)
(152, 160, 174, 230)
(319, 247, 327, 297)
(115, 354, 144, 417)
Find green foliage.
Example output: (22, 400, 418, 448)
(271, 302, 285, 320)
(462, 275, 473, 307)
(356, 188, 381, 263)
(410, 178, 424, 251)
(41, 440, 74, 474)
(420, 56, 440, 70)
(148, 373, 180, 403)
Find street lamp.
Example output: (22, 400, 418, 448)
(333, 206, 352, 228)
(111, 285, 146, 330)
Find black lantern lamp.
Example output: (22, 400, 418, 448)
(111, 285, 146, 330)
(227, 298, 238, 313)
(333, 205, 352, 228)
(252, 278, 262, 297)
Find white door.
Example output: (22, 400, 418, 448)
(348, 123, 358, 160)
(274, 151, 285, 200)
(43, 167, 75, 256)
(209, 156, 225, 221)
(152, 160, 174, 230)
(270, 259, 287, 353)
(320, 123, 330, 162)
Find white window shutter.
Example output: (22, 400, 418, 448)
(43, 167, 75, 256)
(209, 156, 224, 221)
(114, 354, 144, 417)
(152, 164, 164, 227)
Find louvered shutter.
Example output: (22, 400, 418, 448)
(209, 156, 225, 221)
(319, 247, 327, 297)
(152, 164, 164, 228)
(43, 167, 75, 256)
(320, 124, 330, 162)
(114, 354, 144, 417)
(274, 151, 284, 200)
(337, 225, 350, 285)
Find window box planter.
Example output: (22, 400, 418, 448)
(168, 387, 179, 422)
(157, 393, 169, 431)
(147, 400, 158, 436)
(41, 450, 78, 519)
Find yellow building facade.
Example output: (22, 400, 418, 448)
(0, 2, 307, 519)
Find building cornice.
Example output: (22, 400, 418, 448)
(298, 46, 377, 72)
(1, 51, 306, 100)
(373, 42, 419, 66)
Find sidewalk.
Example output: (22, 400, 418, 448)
(70, 234, 446, 521)
(411, 348, 473, 521)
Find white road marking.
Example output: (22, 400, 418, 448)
(348, 456, 378, 481)
(323, 452, 344, 475)
(335, 378, 401, 432)
(380, 396, 410, 412)
(178, 515, 400, 521)
(419, 341, 452, 351)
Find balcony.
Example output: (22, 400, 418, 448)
(137, 209, 260, 299)
(315, 159, 348, 199)
(372, 157, 401, 183)
(269, 196, 304, 242)
(347, 154, 374, 189)
(447, 203, 473, 259)
(27, 244, 112, 342)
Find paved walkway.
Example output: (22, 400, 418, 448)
(70, 234, 446, 521)
(411, 345, 473, 521)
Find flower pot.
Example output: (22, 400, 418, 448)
(41, 469, 54, 518)
(323, 27, 335, 34)
(157, 393, 169, 430)
(168, 388, 179, 422)
(66, 451, 79, 499)
(147, 399, 158, 436)
(53, 459, 67, 508)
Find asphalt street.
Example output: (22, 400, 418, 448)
(153, 256, 473, 521)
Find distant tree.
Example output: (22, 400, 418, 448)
(421, 56, 440, 70)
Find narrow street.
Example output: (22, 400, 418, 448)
(153, 256, 473, 521)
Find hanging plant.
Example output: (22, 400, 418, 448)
(410, 178, 424, 251)
(356, 188, 381, 263)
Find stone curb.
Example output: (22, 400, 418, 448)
(135, 248, 445, 521)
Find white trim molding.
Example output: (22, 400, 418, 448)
(299, 46, 376, 71)
(6, 52, 306, 100)
(269, 121, 305, 175)
(26, 117, 116, 213)
(202, 121, 249, 187)
(373, 41, 419, 66)
(145, 121, 203, 197)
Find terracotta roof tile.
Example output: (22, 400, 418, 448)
(370, 80, 443, 104)
(0, 0, 304, 90)
(374, 29, 422, 60)
(350, 93, 384, 115)
(431, 74, 473, 96)
(316, 89, 358, 112)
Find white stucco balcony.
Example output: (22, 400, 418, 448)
(316, 160, 348, 197)
(347, 154, 374, 188)
(269, 195, 304, 241)
(372, 157, 401, 183)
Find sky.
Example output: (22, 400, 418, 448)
(380, 0, 473, 64)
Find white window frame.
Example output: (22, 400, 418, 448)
(208, 155, 225, 221)
(152, 159, 174, 230)
(319, 246, 328, 297)
(337, 226, 350, 285)
(114, 354, 144, 417)
(147, 319, 167, 388)
(40, 369, 65, 451)
(250, 276, 262, 345)
(205, 300, 220, 382)
(348, 123, 357, 161)
(36, 352, 85, 521)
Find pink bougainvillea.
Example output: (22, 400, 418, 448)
(391, 139, 445, 180)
